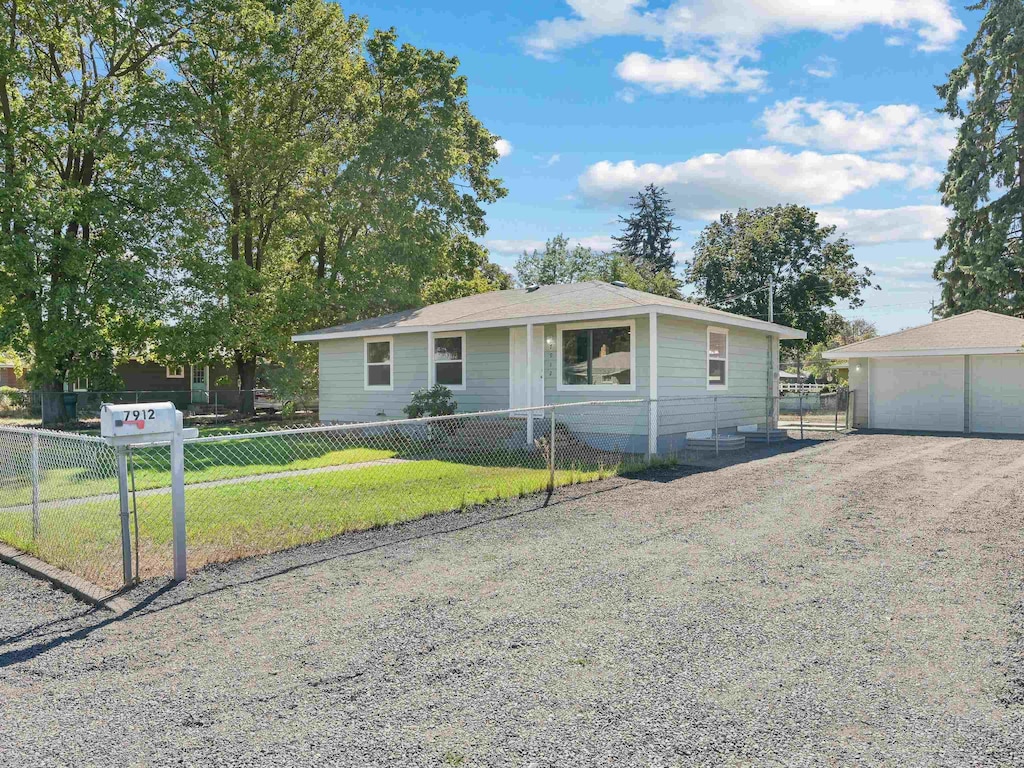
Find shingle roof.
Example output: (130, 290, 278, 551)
(293, 281, 804, 340)
(824, 310, 1024, 358)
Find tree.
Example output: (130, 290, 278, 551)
(514, 235, 611, 286)
(603, 254, 681, 298)
(168, 2, 505, 412)
(685, 205, 875, 347)
(420, 262, 513, 304)
(0, 0, 189, 422)
(832, 317, 877, 347)
(934, 0, 1024, 317)
(612, 184, 679, 273)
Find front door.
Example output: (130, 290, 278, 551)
(191, 364, 209, 404)
(509, 326, 545, 413)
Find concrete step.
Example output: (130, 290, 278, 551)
(744, 428, 789, 444)
(686, 435, 746, 452)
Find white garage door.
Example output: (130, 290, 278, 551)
(870, 356, 965, 432)
(971, 354, 1024, 434)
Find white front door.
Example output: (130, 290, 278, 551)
(509, 326, 545, 412)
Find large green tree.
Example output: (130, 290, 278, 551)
(167, 1, 505, 411)
(934, 0, 1024, 316)
(0, 0, 188, 421)
(685, 205, 875, 346)
(514, 235, 610, 286)
(612, 184, 679, 273)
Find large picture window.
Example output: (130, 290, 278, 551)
(365, 338, 393, 390)
(433, 333, 465, 390)
(707, 327, 728, 389)
(558, 321, 634, 390)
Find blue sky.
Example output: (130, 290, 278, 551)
(346, 0, 981, 333)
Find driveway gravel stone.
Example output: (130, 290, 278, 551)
(2, 432, 1023, 766)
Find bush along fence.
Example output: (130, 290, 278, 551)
(0, 395, 853, 590)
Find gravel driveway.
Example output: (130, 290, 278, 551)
(2, 433, 1023, 766)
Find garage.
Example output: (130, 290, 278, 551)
(825, 310, 1024, 435)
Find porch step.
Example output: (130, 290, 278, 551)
(744, 428, 790, 444)
(686, 435, 746, 452)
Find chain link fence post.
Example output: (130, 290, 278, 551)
(30, 431, 40, 541)
(714, 395, 720, 456)
(548, 406, 555, 492)
(834, 388, 840, 432)
(799, 392, 804, 440)
(765, 395, 771, 446)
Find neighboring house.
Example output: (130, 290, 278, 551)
(0, 363, 26, 389)
(66, 360, 241, 408)
(824, 310, 1024, 434)
(293, 281, 805, 452)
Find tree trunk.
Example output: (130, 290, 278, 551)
(39, 378, 67, 427)
(236, 354, 257, 415)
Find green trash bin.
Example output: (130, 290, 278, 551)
(62, 391, 78, 421)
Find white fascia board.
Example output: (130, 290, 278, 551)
(823, 346, 1024, 359)
(292, 305, 805, 343)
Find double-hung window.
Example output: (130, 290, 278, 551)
(365, 337, 393, 390)
(432, 333, 465, 390)
(707, 327, 728, 389)
(166, 365, 185, 379)
(558, 321, 634, 391)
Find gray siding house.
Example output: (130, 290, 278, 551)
(293, 282, 805, 453)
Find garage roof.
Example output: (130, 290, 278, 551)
(293, 281, 806, 341)
(823, 310, 1024, 359)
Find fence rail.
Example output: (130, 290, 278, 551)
(0, 395, 853, 590)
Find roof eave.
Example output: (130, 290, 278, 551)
(292, 304, 806, 342)
(823, 346, 1024, 359)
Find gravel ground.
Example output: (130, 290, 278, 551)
(2, 432, 1024, 767)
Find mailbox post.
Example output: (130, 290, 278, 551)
(101, 402, 197, 583)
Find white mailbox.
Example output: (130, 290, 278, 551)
(101, 401, 179, 442)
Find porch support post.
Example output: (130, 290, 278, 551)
(427, 330, 434, 388)
(526, 323, 534, 448)
(648, 310, 658, 460)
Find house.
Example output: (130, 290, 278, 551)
(823, 310, 1024, 433)
(65, 360, 242, 409)
(292, 281, 806, 452)
(0, 362, 26, 389)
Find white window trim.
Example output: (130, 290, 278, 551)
(432, 331, 466, 391)
(364, 336, 394, 391)
(166, 365, 185, 379)
(556, 319, 637, 393)
(72, 377, 89, 392)
(707, 325, 729, 391)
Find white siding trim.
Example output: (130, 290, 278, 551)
(555, 318, 637, 393)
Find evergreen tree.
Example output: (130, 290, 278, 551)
(934, 0, 1024, 317)
(612, 184, 679, 273)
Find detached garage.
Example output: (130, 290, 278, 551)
(824, 310, 1024, 434)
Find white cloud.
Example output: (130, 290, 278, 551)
(818, 205, 949, 245)
(534, 153, 561, 166)
(485, 235, 618, 256)
(577, 147, 911, 217)
(524, 0, 963, 60)
(615, 51, 768, 95)
(805, 55, 837, 79)
(761, 98, 957, 163)
(616, 88, 637, 104)
(494, 138, 513, 158)
(884, 35, 905, 46)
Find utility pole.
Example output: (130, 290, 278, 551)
(767, 277, 774, 323)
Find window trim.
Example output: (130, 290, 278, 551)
(432, 331, 466, 391)
(707, 325, 729, 390)
(166, 365, 185, 379)
(364, 336, 395, 391)
(556, 319, 637, 393)
(71, 377, 89, 392)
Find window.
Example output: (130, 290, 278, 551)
(557, 321, 634, 391)
(71, 377, 89, 392)
(365, 337, 393, 390)
(707, 327, 728, 389)
(432, 333, 465, 390)
(166, 365, 185, 379)
(192, 366, 206, 385)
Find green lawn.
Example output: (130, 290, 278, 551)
(0, 458, 616, 589)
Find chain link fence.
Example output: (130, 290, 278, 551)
(778, 388, 852, 436)
(0, 395, 856, 589)
(0, 426, 123, 587)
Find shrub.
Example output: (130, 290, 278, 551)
(403, 385, 457, 419)
(0, 386, 29, 412)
